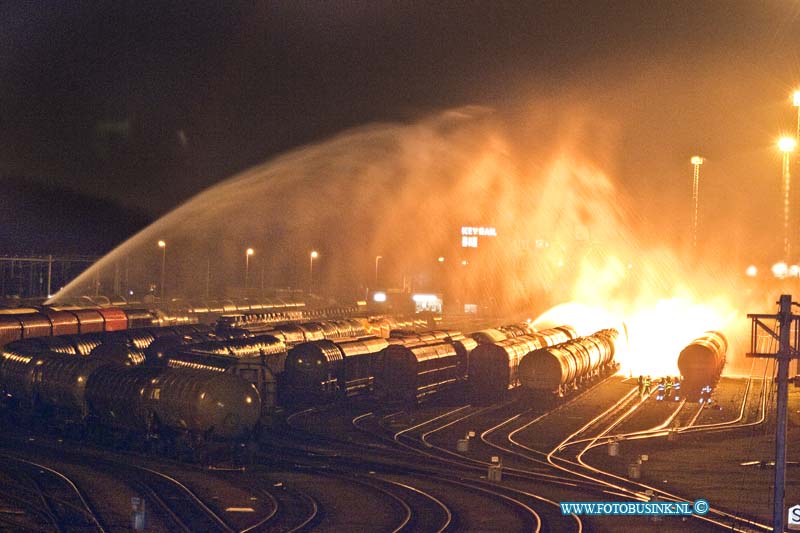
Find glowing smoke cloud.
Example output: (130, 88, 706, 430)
(51, 106, 753, 375)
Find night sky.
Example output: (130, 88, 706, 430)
(3, 2, 800, 255)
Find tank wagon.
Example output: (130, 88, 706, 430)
(375, 341, 462, 403)
(86, 365, 260, 440)
(0, 307, 163, 348)
(0, 350, 115, 418)
(0, 350, 261, 442)
(4, 324, 214, 362)
(497, 323, 534, 339)
(387, 330, 474, 377)
(469, 326, 578, 401)
(519, 329, 619, 395)
(284, 337, 389, 403)
(165, 352, 278, 416)
(174, 335, 287, 374)
(470, 328, 508, 345)
(216, 316, 382, 345)
(677, 331, 727, 398)
(89, 343, 147, 366)
(162, 334, 287, 412)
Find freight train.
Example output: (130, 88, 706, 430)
(0, 306, 164, 347)
(468, 326, 578, 401)
(518, 329, 619, 395)
(0, 350, 261, 444)
(677, 331, 727, 399)
(0, 313, 626, 456)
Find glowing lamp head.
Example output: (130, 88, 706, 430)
(373, 291, 387, 302)
(246, 248, 254, 256)
(690, 156, 704, 165)
(778, 137, 797, 153)
(157, 240, 166, 248)
(791, 265, 800, 278)
(310, 250, 319, 259)
(438, 256, 445, 263)
(772, 262, 789, 278)
(793, 90, 800, 107)
(745, 265, 758, 277)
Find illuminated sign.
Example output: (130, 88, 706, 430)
(461, 226, 497, 237)
(461, 226, 497, 248)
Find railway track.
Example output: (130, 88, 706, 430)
(0, 454, 107, 532)
(128, 465, 236, 532)
(543, 361, 774, 532)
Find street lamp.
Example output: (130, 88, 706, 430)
(690, 156, 704, 249)
(245, 248, 254, 291)
(157, 240, 166, 302)
(779, 137, 797, 259)
(309, 250, 319, 292)
(375, 255, 382, 286)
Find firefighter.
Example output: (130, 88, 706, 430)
(700, 384, 712, 406)
(643, 375, 652, 395)
(664, 376, 673, 401)
(656, 378, 665, 401)
(638, 375, 644, 397)
(673, 377, 681, 401)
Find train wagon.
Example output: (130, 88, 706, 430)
(0, 313, 26, 347)
(0, 350, 115, 417)
(375, 341, 461, 403)
(284, 336, 389, 403)
(175, 335, 288, 375)
(97, 307, 128, 331)
(166, 352, 278, 417)
(86, 365, 261, 440)
(89, 343, 147, 366)
(40, 309, 80, 336)
(518, 329, 618, 395)
(469, 328, 508, 345)
(468, 326, 579, 401)
(677, 331, 727, 398)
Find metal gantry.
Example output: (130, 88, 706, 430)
(747, 294, 799, 533)
(0, 255, 99, 299)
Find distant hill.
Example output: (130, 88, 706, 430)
(0, 176, 153, 255)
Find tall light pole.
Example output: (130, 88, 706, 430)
(309, 250, 318, 293)
(793, 90, 800, 141)
(779, 137, 797, 260)
(690, 156, 704, 249)
(375, 255, 382, 286)
(157, 240, 166, 302)
(245, 247, 254, 292)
